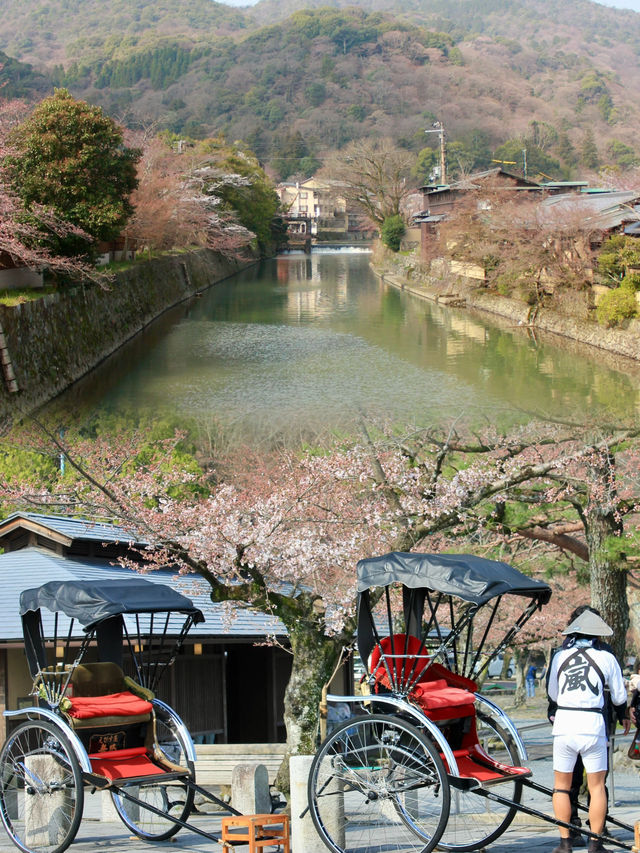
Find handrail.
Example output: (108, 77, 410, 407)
(326, 693, 460, 776)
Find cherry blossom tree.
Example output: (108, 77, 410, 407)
(122, 133, 254, 258)
(3, 416, 640, 784)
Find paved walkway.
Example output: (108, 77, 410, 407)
(489, 717, 639, 853)
(4, 712, 639, 853)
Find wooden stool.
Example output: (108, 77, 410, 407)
(221, 814, 290, 853)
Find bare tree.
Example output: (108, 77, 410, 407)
(321, 138, 413, 226)
(435, 189, 601, 301)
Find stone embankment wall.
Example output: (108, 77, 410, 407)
(0, 249, 253, 429)
(467, 290, 640, 361)
(377, 270, 640, 362)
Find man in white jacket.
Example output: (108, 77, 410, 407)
(547, 609, 630, 853)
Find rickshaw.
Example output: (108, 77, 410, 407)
(307, 552, 635, 853)
(0, 578, 241, 853)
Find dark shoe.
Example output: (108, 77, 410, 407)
(570, 831, 586, 848)
(552, 839, 573, 853)
(587, 840, 609, 853)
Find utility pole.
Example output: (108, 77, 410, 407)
(425, 121, 446, 185)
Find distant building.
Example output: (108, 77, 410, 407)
(276, 177, 375, 246)
(95, 236, 138, 266)
(414, 167, 640, 265)
(0, 252, 43, 290)
(538, 189, 640, 247)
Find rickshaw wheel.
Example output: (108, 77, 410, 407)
(110, 707, 195, 841)
(0, 719, 84, 853)
(436, 711, 522, 852)
(309, 713, 450, 853)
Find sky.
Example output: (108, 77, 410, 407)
(218, 0, 640, 7)
(595, 0, 640, 9)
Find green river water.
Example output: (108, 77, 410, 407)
(52, 250, 640, 443)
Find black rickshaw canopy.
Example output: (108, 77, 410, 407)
(20, 578, 205, 688)
(356, 552, 552, 681)
(356, 552, 552, 605)
(20, 578, 205, 630)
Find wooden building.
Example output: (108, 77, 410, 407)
(0, 512, 295, 747)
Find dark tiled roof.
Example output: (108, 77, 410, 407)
(0, 547, 285, 642)
(540, 190, 640, 231)
(0, 511, 145, 545)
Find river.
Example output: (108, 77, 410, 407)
(50, 250, 640, 444)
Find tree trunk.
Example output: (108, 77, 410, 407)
(587, 509, 628, 662)
(512, 647, 527, 707)
(627, 587, 640, 660)
(585, 452, 628, 662)
(274, 615, 345, 795)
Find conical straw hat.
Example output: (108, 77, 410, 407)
(562, 609, 613, 637)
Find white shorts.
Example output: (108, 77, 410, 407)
(553, 734, 608, 774)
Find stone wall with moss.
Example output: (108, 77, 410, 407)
(0, 250, 253, 429)
(375, 265, 640, 362)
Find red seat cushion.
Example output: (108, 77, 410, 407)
(370, 634, 476, 720)
(69, 691, 153, 720)
(89, 747, 162, 780)
(411, 680, 476, 710)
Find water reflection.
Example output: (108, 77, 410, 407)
(46, 252, 640, 443)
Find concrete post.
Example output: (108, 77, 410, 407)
(231, 762, 271, 815)
(24, 755, 72, 847)
(100, 789, 120, 821)
(290, 755, 344, 852)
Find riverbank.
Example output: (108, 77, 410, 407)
(0, 249, 256, 431)
(375, 267, 640, 363)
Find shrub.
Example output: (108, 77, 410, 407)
(381, 215, 405, 252)
(621, 272, 640, 291)
(597, 235, 640, 281)
(596, 286, 637, 328)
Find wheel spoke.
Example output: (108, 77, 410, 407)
(110, 709, 194, 841)
(309, 714, 450, 853)
(0, 720, 83, 853)
(436, 712, 522, 851)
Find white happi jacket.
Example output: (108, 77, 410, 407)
(547, 643, 627, 737)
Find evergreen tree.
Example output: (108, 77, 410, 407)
(271, 131, 312, 181)
(581, 129, 600, 170)
(5, 89, 140, 258)
(556, 131, 578, 169)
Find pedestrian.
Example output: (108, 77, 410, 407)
(547, 606, 618, 846)
(526, 663, 537, 698)
(547, 609, 630, 853)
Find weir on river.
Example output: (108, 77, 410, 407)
(47, 250, 640, 443)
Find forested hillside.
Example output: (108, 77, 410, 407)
(2, 0, 640, 180)
(0, 0, 245, 65)
(0, 51, 52, 99)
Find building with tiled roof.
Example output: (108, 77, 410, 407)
(0, 513, 293, 746)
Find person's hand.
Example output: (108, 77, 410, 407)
(622, 717, 632, 735)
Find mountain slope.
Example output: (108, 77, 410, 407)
(0, 0, 246, 67)
(1, 0, 639, 179)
